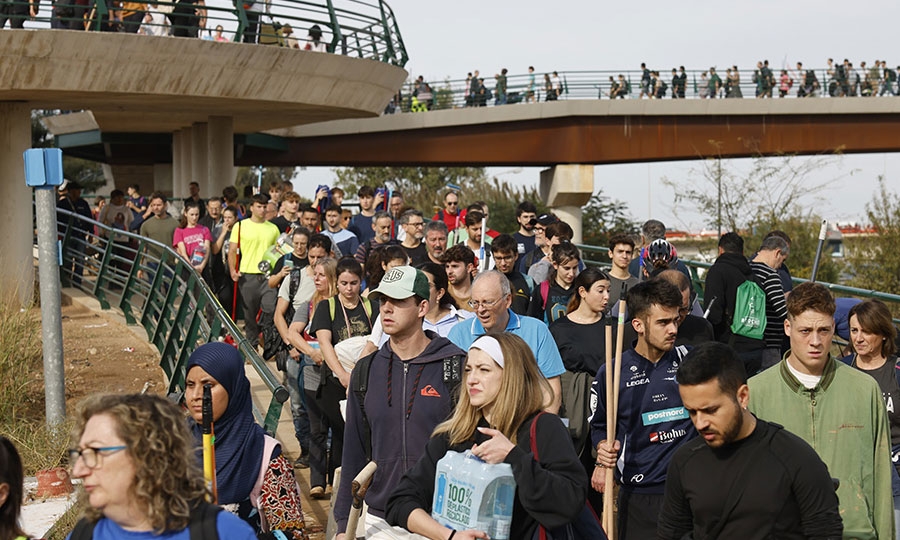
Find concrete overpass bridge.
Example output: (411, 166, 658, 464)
(0, 11, 407, 303)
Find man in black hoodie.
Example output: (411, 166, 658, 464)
(703, 232, 765, 374)
(334, 266, 465, 539)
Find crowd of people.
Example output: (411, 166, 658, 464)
(0, 0, 331, 49)
(393, 58, 900, 114)
(45, 179, 900, 539)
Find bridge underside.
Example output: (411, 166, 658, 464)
(260, 100, 900, 167)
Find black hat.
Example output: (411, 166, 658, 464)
(530, 213, 558, 227)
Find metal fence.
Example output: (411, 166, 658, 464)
(8, 0, 408, 66)
(390, 66, 898, 113)
(53, 207, 288, 434)
(577, 243, 900, 327)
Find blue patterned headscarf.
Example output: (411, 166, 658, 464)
(187, 342, 266, 505)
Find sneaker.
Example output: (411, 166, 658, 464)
(310, 486, 327, 499)
(294, 455, 310, 469)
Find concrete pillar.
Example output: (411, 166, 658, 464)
(171, 129, 183, 196)
(191, 122, 208, 198)
(175, 126, 192, 200)
(208, 116, 235, 197)
(153, 163, 173, 194)
(539, 165, 594, 244)
(0, 103, 34, 305)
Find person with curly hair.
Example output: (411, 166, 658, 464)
(68, 393, 255, 539)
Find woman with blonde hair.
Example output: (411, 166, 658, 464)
(287, 257, 339, 497)
(68, 393, 255, 539)
(386, 333, 586, 539)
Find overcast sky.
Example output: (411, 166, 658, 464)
(293, 0, 900, 232)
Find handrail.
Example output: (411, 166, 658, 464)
(391, 66, 897, 113)
(576, 242, 900, 326)
(12, 0, 407, 67)
(51, 207, 288, 434)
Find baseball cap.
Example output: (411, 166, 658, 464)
(530, 213, 558, 227)
(368, 266, 430, 301)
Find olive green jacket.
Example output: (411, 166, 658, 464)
(749, 356, 894, 540)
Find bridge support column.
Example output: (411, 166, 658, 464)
(539, 165, 594, 244)
(153, 163, 172, 194)
(191, 122, 208, 198)
(170, 129, 184, 195)
(176, 127, 192, 201)
(207, 116, 235, 196)
(0, 103, 34, 305)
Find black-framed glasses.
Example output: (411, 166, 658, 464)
(68, 445, 127, 469)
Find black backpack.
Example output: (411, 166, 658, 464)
(350, 351, 465, 460)
(70, 502, 220, 540)
(264, 267, 303, 367)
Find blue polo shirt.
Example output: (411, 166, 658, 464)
(447, 309, 565, 378)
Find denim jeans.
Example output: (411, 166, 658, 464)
(284, 354, 311, 453)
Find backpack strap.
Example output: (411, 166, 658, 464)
(350, 351, 378, 460)
(523, 274, 536, 296)
(189, 501, 222, 540)
(442, 354, 465, 402)
(540, 280, 550, 310)
(70, 518, 96, 540)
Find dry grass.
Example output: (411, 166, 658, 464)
(0, 295, 68, 474)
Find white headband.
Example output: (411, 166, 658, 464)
(470, 335, 504, 368)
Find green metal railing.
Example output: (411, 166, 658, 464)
(14, 0, 407, 67)
(577, 243, 900, 326)
(52, 208, 288, 434)
(391, 67, 896, 113)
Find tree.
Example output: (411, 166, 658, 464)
(846, 178, 900, 301)
(332, 167, 545, 234)
(233, 166, 298, 198)
(661, 152, 851, 233)
(580, 190, 639, 264)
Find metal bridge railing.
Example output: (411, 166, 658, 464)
(392, 67, 897, 113)
(577, 243, 900, 328)
(52, 208, 288, 434)
(11, 0, 407, 67)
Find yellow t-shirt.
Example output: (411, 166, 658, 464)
(229, 219, 280, 274)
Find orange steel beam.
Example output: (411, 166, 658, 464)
(246, 113, 900, 167)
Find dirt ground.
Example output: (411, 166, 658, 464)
(56, 300, 329, 538)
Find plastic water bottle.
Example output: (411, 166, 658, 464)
(190, 245, 206, 267)
(490, 478, 515, 540)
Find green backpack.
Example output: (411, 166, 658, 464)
(730, 279, 767, 340)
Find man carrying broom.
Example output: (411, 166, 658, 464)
(590, 279, 696, 539)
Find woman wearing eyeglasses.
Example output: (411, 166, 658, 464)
(68, 393, 255, 540)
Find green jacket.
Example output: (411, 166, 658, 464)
(748, 357, 894, 540)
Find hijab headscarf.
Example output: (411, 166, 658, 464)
(187, 342, 266, 505)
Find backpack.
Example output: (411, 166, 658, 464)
(70, 502, 220, 540)
(730, 278, 767, 340)
(271, 268, 304, 371)
(350, 351, 465, 460)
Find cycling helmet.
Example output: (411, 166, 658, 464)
(643, 239, 677, 270)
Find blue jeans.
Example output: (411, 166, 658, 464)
(284, 354, 311, 453)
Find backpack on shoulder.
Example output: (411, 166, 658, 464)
(730, 278, 767, 340)
(350, 351, 464, 460)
